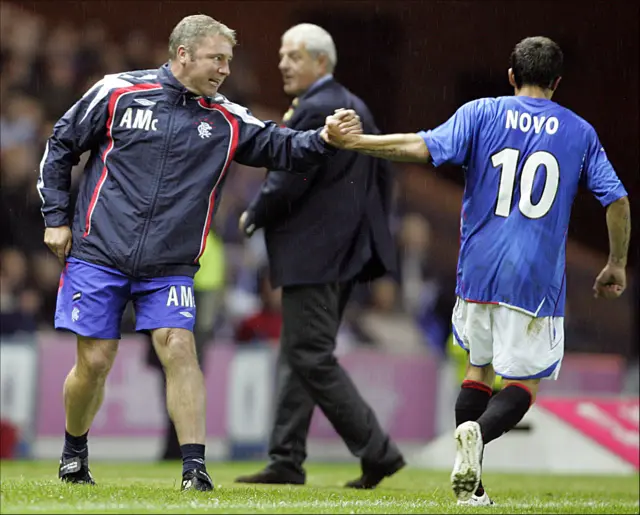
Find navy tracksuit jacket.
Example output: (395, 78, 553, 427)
(38, 63, 334, 278)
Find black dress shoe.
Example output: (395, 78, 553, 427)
(345, 457, 406, 489)
(235, 467, 305, 485)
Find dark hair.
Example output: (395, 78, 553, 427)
(510, 36, 563, 90)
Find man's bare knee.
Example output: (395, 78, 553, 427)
(75, 337, 119, 381)
(152, 328, 198, 370)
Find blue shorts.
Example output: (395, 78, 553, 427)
(55, 258, 196, 339)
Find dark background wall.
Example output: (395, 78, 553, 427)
(23, 0, 639, 266)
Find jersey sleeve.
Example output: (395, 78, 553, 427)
(583, 128, 628, 206)
(417, 100, 480, 167)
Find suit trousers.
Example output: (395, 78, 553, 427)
(266, 281, 402, 478)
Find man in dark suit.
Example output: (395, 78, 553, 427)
(235, 23, 405, 489)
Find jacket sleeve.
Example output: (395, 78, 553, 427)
(37, 75, 126, 227)
(244, 106, 327, 231)
(229, 103, 336, 173)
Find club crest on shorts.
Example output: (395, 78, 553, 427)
(71, 307, 80, 322)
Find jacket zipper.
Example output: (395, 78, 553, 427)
(131, 97, 178, 275)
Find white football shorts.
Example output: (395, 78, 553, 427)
(451, 297, 564, 380)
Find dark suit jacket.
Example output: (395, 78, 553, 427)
(245, 77, 396, 288)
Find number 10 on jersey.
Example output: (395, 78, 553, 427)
(491, 148, 560, 219)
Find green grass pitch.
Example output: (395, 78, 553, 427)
(1, 460, 638, 514)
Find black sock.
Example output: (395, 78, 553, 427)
(62, 430, 88, 460)
(477, 384, 532, 445)
(181, 443, 206, 475)
(455, 380, 492, 496)
(455, 380, 492, 426)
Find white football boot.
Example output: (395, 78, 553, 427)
(457, 491, 495, 506)
(451, 421, 484, 501)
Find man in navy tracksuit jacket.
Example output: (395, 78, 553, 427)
(38, 15, 356, 491)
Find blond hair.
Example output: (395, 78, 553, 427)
(168, 14, 236, 59)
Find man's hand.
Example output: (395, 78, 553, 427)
(44, 226, 72, 265)
(593, 262, 626, 299)
(239, 211, 255, 238)
(320, 109, 362, 149)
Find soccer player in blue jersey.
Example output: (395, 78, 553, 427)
(322, 36, 631, 505)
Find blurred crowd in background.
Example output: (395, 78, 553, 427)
(0, 4, 456, 359)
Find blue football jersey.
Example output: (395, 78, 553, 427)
(419, 96, 627, 317)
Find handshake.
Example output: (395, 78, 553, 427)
(320, 109, 362, 149)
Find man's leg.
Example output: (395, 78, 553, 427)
(151, 327, 212, 491)
(134, 276, 212, 491)
(145, 335, 181, 460)
(151, 289, 216, 462)
(283, 283, 405, 489)
(235, 280, 360, 485)
(150, 328, 205, 445)
(266, 356, 315, 478)
(454, 360, 495, 499)
(59, 337, 119, 483)
(54, 258, 129, 484)
(64, 338, 119, 439)
(235, 350, 315, 484)
(475, 379, 538, 445)
(451, 304, 563, 501)
(475, 309, 561, 448)
(450, 298, 497, 501)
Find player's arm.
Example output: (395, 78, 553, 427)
(323, 101, 478, 166)
(38, 76, 115, 262)
(605, 195, 631, 268)
(583, 129, 631, 298)
(324, 130, 430, 162)
(593, 195, 630, 299)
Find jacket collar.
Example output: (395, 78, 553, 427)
(158, 63, 219, 103)
(299, 74, 334, 101)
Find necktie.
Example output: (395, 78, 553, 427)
(282, 97, 299, 124)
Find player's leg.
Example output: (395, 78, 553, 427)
(133, 277, 211, 491)
(54, 259, 129, 484)
(474, 378, 539, 446)
(454, 359, 495, 504)
(450, 298, 495, 502)
(456, 308, 563, 501)
(457, 359, 495, 428)
(476, 310, 562, 445)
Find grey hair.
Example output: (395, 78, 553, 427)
(282, 23, 337, 72)
(168, 14, 236, 59)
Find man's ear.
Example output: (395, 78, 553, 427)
(317, 52, 330, 74)
(177, 46, 189, 65)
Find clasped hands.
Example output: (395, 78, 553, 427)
(320, 109, 362, 149)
